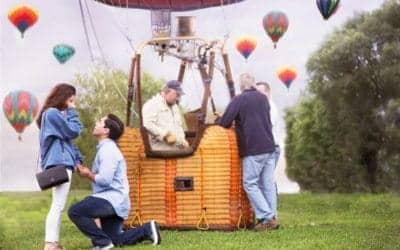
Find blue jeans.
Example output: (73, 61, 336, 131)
(273, 146, 280, 170)
(273, 146, 280, 216)
(68, 196, 152, 247)
(242, 152, 277, 222)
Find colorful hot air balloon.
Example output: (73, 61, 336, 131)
(316, 0, 340, 20)
(235, 36, 257, 60)
(263, 11, 289, 48)
(277, 66, 297, 90)
(8, 4, 39, 38)
(53, 44, 75, 64)
(2, 90, 39, 140)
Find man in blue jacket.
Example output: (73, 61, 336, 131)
(215, 73, 279, 231)
(68, 114, 161, 249)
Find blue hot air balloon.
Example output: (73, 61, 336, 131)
(53, 44, 75, 64)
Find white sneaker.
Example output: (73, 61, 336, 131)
(92, 243, 114, 250)
(149, 220, 161, 246)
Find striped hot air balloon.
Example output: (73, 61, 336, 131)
(2, 90, 39, 140)
(263, 11, 289, 48)
(277, 66, 297, 90)
(235, 36, 257, 60)
(8, 4, 39, 38)
(316, 0, 340, 20)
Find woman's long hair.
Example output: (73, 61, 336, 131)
(36, 83, 76, 128)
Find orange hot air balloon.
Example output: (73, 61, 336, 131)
(8, 4, 39, 38)
(235, 36, 257, 60)
(2, 90, 39, 140)
(277, 66, 297, 90)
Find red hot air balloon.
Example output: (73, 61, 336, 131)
(235, 36, 257, 61)
(277, 66, 297, 90)
(8, 4, 39, 38)
(263, 11, 289, 48)
(2, 90, 39, 140)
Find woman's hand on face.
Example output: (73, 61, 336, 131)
(66, 95, 76, 109)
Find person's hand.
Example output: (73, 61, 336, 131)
(213, 112, 222, 124)
(77, 164, 90, 177)
(67, 98, 76, 109)
(164, 132, 177, 145)
(177, 139, 190, 148)
(75, 163, 82, 173)
(213, 111, 221, 117)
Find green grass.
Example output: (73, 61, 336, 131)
(0, 192, 399, 249)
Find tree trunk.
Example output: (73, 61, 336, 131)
(362, 150, 378, 193)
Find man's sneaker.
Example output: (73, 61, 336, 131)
(149, 220, 161, 245)
(92, 243, 114, 250)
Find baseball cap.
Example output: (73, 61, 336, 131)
(166, 80, 184, 95)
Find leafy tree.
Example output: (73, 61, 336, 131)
(71, 66, 163, 189)
(285, 0, 400, 192)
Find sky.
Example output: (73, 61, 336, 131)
(0, 0, 387, 191)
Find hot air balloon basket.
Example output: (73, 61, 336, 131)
(119, 126, 255, 230)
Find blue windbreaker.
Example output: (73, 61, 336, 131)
(39, 107, 83, 171)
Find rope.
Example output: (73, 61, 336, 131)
(219, 0, 231, 41)
(129, 146, 143, 228)
(129, 209, 143, 228)
(82, 1, 128, 104)
(84, 0, 106, 60)
(78, 0, 95, 61)
(196, 148, 209, 230)
(108, 0, 135, 51)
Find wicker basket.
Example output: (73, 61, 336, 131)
(119, 125, 254, 230)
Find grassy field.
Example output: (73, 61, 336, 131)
(0, 191, 399, 250)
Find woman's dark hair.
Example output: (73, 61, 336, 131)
(36, 83, 76, 128)
(104, 114, 124, 141)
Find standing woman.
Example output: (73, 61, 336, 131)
(36, 83, 83, 250)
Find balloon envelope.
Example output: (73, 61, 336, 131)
(316, 0, 340, 20)
(263, 11, 289, 48)
(235, 36, 257, 60)
(277, 66, 297, 89)
(53, 44, 75, 64)
(94, 0, 245, 11)
(8, 4, 39, 38)
(2, 90, 39, 137)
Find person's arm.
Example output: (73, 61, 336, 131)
(46, 108, 82, 139)
(143, 101, 169, 141)
(77, 164, 96, 181)
(175, 106, 186, 140)
(72, 143, 83, 165)
(77, 148, 118, 186)
(216, 97, 241, 128)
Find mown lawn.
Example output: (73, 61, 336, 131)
(0, 191, 399, 250)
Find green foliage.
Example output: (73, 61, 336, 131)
(71, 66, 164, 189)
(285, 1, 400, 192)
(1, 192, 399, 249)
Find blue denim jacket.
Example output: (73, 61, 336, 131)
(39, 107, 83, 171)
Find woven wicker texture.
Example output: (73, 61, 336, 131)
(119, 125, 254, 230)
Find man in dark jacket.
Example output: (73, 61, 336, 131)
(216, 73, 279, 231)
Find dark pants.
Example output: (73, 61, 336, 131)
(68, 196, 151, 247)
